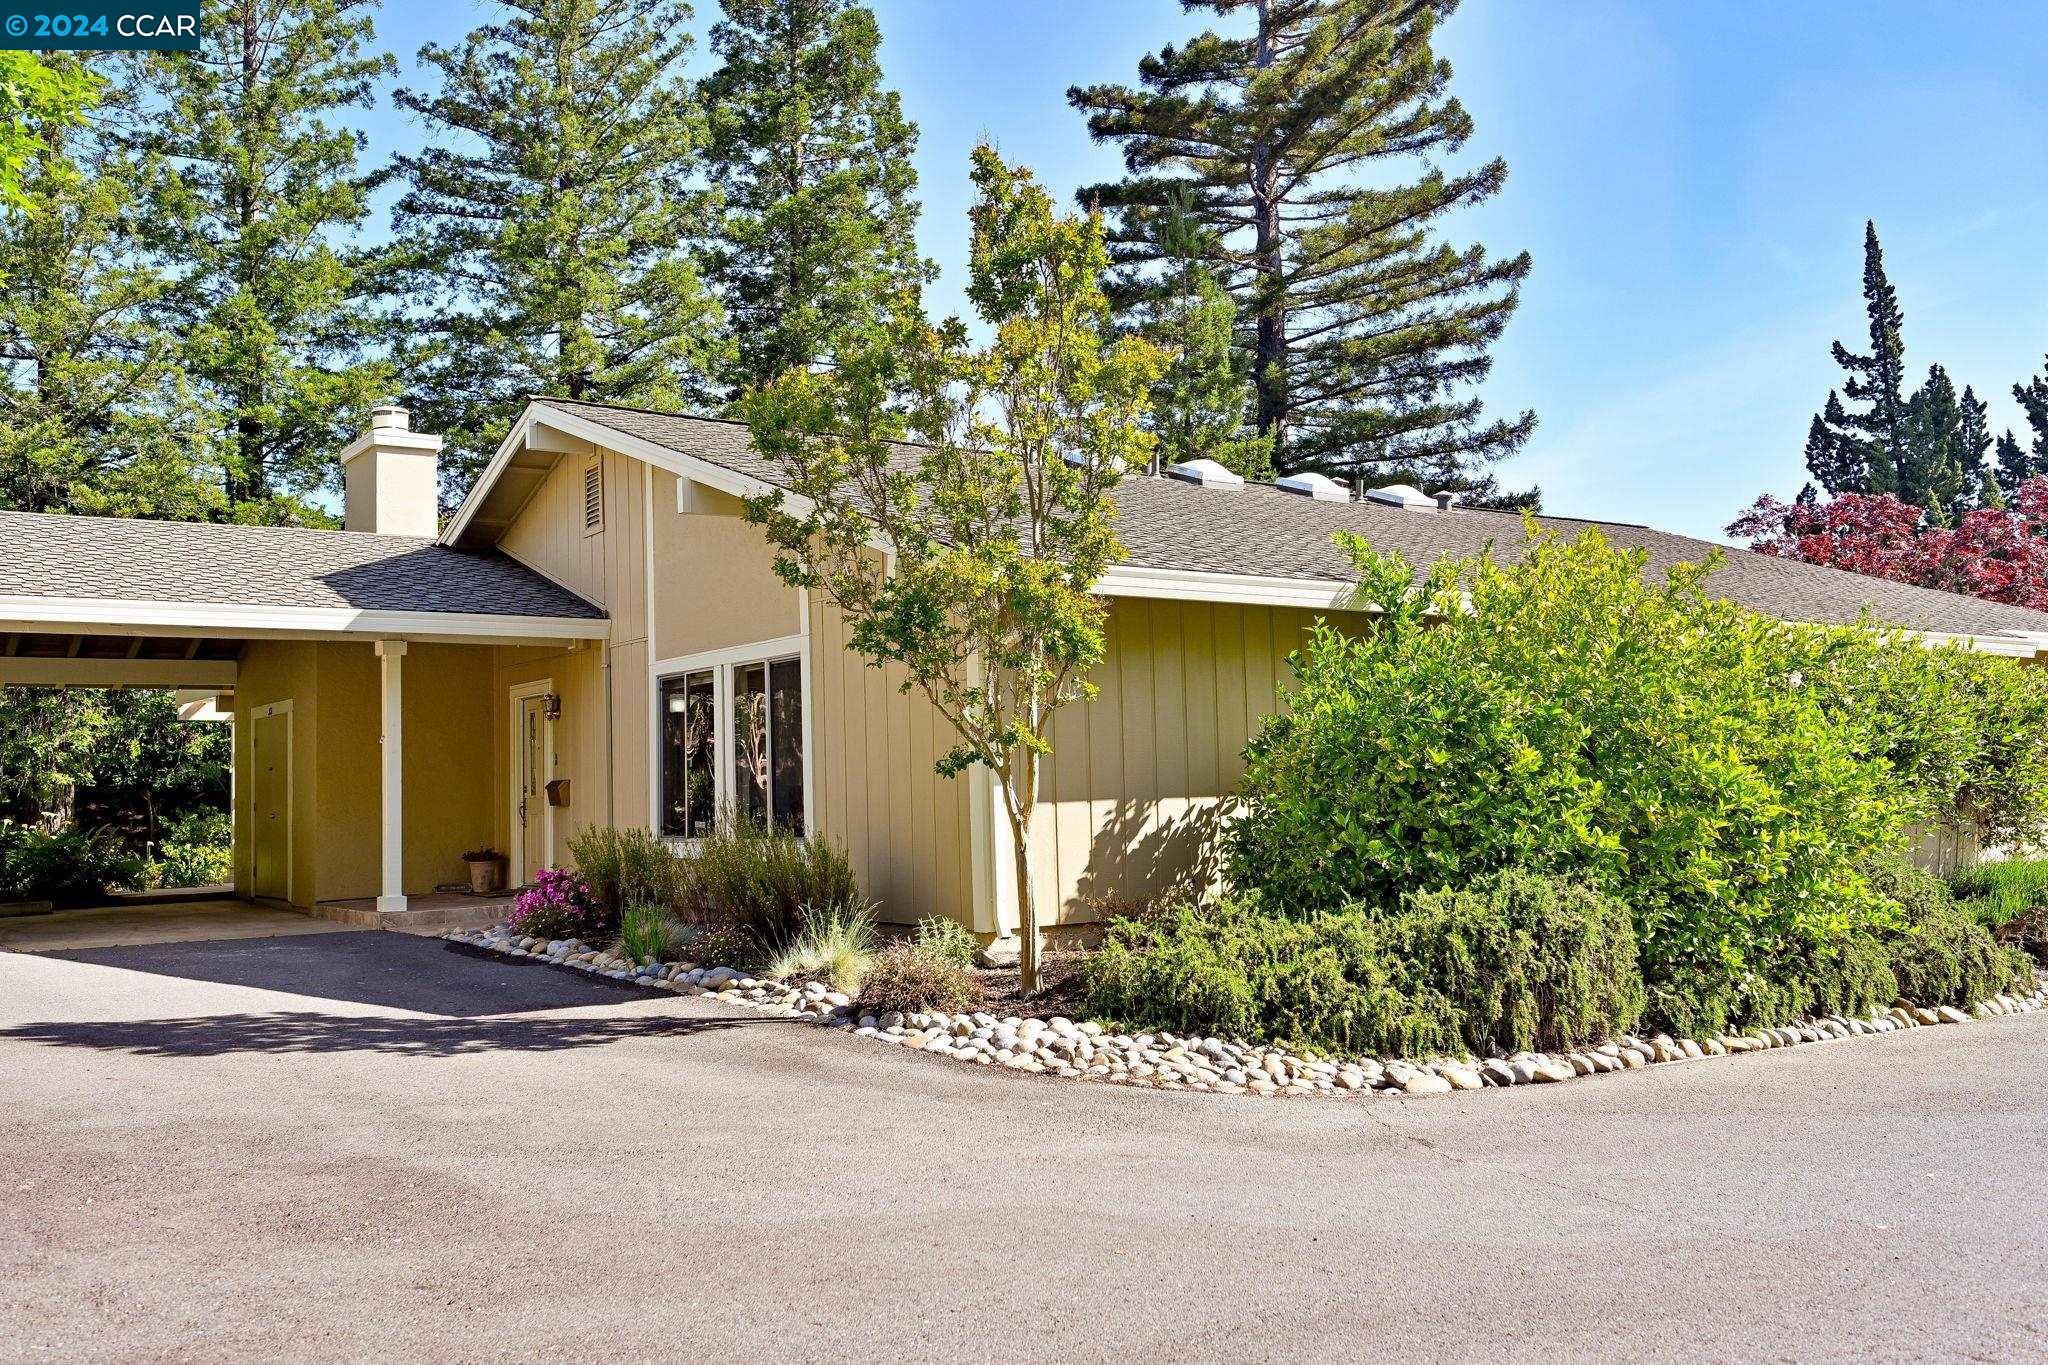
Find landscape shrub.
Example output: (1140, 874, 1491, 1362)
(506, 867, 612, 941)
(1380, 869, 1644, 1053)
(856, 943, 985, 1015)
(0, 822, 128, 902)
(675, 822, 860, 948)
(764, 901, 880, 992)
(1950, 857, 2048, 965)
(569, 825, 686, 919)
(1867, 859, 2031, 1007)
(683, 922, 767, 972)
(615, 902, 675, 966)
(1225, 523, 2048, 1021)
(152, 809, 232, 888)
(912, 916, 978, 968)
(1082, 895, 1459, 1057)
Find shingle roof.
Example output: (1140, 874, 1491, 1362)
(537, 398, 2048, 640)
(0, 510, 604, 620)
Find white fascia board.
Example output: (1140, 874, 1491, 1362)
(0, 594, 610, 645)
(1094, 564, 1366, 611)
(444, 402, 811, 546)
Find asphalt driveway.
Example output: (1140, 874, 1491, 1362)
(3, 931, 2045, 1362)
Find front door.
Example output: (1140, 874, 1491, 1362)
(252, 708, 290, 901)
(516, 692, 549, 886)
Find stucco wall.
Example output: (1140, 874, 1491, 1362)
(233, 640, 319, 907)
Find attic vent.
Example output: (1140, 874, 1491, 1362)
(1363, 482, 1435, 510)
(1164, 458, 1244, 489)
(1276, 472, 1350, 502)
(582, 459, 603, 533)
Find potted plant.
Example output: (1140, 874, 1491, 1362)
(461, 848, 507, 895)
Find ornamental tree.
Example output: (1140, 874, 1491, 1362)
(1728, 480, 2048, 612)
(741, 146, 1166, 992)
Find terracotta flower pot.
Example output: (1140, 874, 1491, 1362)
(464, 855, 507, 896)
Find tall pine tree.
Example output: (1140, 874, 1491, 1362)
(1806, 220, 1909, 500)
(1070, 0, 1534, 490)
(1129, 192, 1271, 479)
(0, 53, 216, 518)
(699, 0, 924, 397)
(395, 0, 724, 501)
(1897, 364, 1972, 522)
(135, 0, 396, 522)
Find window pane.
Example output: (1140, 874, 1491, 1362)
(732, 662, 769, 830)
(661, 670, 716, 838)
(770, 657, 804, 836)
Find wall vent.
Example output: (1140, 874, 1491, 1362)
(582, 459, 604, 533)
(1164, 458, 1245, 489)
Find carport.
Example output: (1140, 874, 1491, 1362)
(0, 501, 606, 923)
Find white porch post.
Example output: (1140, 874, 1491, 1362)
(375, 639, 407, 913)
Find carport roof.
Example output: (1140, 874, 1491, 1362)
(0, 510, 606, 641)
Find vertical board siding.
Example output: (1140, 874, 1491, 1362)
(1031, 597, 1323, 923)
(808, 594, 974, 926)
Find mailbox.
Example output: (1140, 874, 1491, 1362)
(545, 778, 571, 808)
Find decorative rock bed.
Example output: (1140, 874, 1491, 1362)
(448, 923, 2048, 1099)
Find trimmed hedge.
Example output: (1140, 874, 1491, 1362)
(1084, 872, 1648, 1057)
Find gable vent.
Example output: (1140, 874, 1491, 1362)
(1276, 471, 1350, 502)
(1164, 458, 1244, 489)
(1363, 482, 1435, 510)
(582, 460, 604, 533)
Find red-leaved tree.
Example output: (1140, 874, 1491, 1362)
(1728, 479, 2048, 612)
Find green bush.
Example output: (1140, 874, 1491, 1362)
(857, 944, 985, 1015)
(615, 902, 676, 966)
(1951, 857, 2048, 928)
(1083, 896, 1459, 1057)
(764, 901, 880, 992)
(912, 916, 978, 968)
(153, 808, 232, 888)
(569, 825, 687, 918)
(1380, 869, 1644, 1053)
(0, 822, 128, 902)
(683, 923, 767, 972)
(1868, 859, 2031, 1007)
(1226, 523, 2048, 1016)
(676, 823, 860, 948)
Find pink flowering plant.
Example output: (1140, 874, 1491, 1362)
(505, 866, 612, 941)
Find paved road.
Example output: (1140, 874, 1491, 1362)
(3, 933, 2045, 1362)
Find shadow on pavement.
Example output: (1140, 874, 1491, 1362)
(0, 1010, 749, 1059)
(42, 932, 675, 1018)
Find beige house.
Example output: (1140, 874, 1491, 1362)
(6, 398, 2048, 940)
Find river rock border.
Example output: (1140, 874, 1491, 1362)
(447, 923, 2048, 1098)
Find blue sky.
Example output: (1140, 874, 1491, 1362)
(362, 1, 2048, 541)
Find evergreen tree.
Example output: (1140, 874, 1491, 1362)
(0, 54, 216, 518)
(1958, 382, 1994, 500)
(700, 0, 924, 397)
(395, 0, 724, 501)
(1898, 363, 1968, 522)
(1129, 193, 1271, 479)
(2013, 355, 2048, 495)
(1807, 221, 1908, 499)
(1995, 428, 2038, 502)
(1070, 0, 1534, 488)
(0, 51, 99, 210)
(134, 0, 396, 521)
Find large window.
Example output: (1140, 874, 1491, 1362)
(659, 650, 805, 839)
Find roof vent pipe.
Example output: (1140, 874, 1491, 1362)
(1433, 490, 1458, 512)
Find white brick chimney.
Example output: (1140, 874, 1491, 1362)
(340, 406, 443, 537)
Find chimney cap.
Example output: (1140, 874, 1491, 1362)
(1433, 490, 1459, 511)
(370, 405, 411, 431)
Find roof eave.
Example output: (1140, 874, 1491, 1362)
(0, 593, 611, 646)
